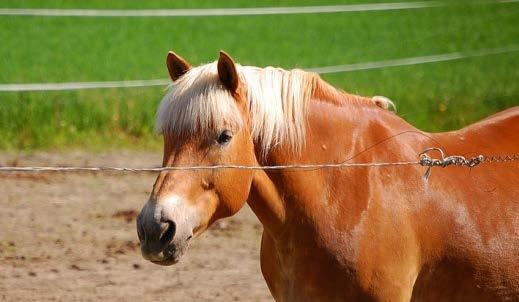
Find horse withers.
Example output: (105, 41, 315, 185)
(136, 51, 519, 301)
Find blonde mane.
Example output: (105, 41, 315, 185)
(156, 61, 394, 155)
(156, 62, 316, 155)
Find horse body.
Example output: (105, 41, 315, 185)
(253, 99, 519, 301)
(137, 51, 519, 301)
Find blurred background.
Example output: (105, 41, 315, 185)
(0, 0, 518, 150)
(0, 1, 518, 301)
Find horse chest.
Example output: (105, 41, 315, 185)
(259, 230, 369, 302)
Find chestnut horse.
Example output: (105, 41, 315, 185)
(137, 51, 519, 301)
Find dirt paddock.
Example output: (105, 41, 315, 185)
(0, 151, 272, 301)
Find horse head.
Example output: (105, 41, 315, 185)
(136, 51, 257, 265)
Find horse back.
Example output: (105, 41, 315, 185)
(412, 106, 519, 300)
(429, 106, 519, 200)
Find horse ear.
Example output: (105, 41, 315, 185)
(166, 51, 190, 82)
(217, 50, 239, 92)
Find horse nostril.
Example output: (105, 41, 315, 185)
(137, 220, 145, 242)
(160, 220, 176, 245)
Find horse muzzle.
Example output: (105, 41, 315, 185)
(137, 196, 195, 266)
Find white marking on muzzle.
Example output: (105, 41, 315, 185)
(158, 195, 199, 239)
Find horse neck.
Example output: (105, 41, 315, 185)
(247, 89, 419, 237)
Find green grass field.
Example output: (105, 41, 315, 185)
(0, 0, 518, 150)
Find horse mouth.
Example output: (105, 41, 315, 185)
(151, 257, 179, 266)
(150, 251, 181, 266)
(148, 242, 189, 266)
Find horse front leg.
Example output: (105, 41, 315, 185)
(356, 257, 420, 302)
(355, 219, 421, 302)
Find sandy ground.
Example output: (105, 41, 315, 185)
(0, 151, 272, 302)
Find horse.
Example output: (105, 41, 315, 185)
(136, 50, 519, 301)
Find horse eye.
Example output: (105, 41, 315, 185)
(216, 130, 233, 145)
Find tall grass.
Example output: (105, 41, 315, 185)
(0, 1, 518, 150)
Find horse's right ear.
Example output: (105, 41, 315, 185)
(217, 51, 239, 92)
(166, 51, 190, 82)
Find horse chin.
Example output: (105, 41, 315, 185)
(150, 246, 187, 266)
(147, 237, 191, 266)
(151, 257, 180, 266)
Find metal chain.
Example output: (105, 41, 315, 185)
(419, 147, 485, 168)
(483, 154, 519, 163)
(418, 147, 487, 180)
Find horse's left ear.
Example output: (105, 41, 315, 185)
(217, 51, 239, 92)
(166, 51, 190, 82)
